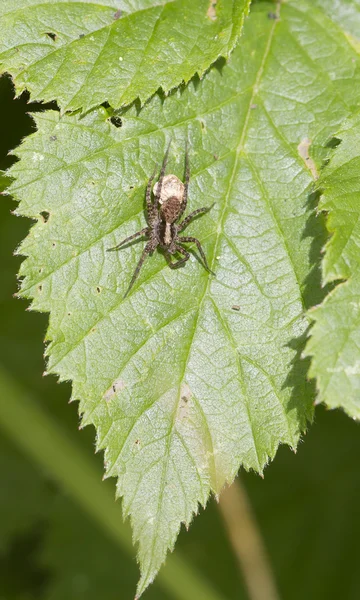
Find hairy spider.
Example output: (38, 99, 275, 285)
(107, 143, 215, 297)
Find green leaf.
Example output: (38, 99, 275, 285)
(8, 0, 360, 594)
(305, 113, 360, 419)
(0, 0, 250, 112)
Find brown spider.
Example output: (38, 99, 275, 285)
(107, 143, 215, 297)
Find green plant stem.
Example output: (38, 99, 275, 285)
(0, 364, 227, 600)
(218, 479, 281, 600)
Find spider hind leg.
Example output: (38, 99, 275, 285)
(168, 244, 190, 269)
(179, 236, 215, 275)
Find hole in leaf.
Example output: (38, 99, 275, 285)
(96, 286, 101, 294)
(79, 33, 85, 39)
(52, 242, 56, 248)
(40, 211, 50, 223)
(38, 285, 43, 292)
(109, 116, 122, 128)
(326, 136, 342, 149)
(45, 32, 57, 41)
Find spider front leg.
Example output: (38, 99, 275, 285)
(106, 227, 149, 252)
(146, 169, 157, 220)
(179, 236, 215, 275)
(177, 142, 190, 220)
(168, 244, 190, 269)
(124, 239, 157, 297)
(178, 203, 215, 232)
(154, 140, 171, 210)
(107, 227, 149, 251)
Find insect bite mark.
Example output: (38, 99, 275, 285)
(109, 115, 122, 128)
(45, 32, 57, 41)
(40, 211, 50, 223)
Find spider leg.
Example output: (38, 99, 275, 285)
(177, 141, 190, 220)
(107, 227, 149, 251)
(155, 140, 171, 209)
(178, 203, 215, 232)
(168, 244, 190, 269)
(146, 168, 157, 221)
(178, 236, 215, 275)
(124, 240, 156, 297)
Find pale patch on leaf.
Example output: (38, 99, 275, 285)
(297, 138, 319, 181)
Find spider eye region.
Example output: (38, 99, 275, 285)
(153, 174, 185, 205)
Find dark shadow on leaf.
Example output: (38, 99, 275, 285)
(283, 186, 330, 430)
(213, 56, 227, 76)
(301, 189, 329, 309)
(283, 326, 315, 435)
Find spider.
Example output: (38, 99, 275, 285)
(107, 143, 215, 297)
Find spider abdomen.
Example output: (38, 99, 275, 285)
(160, 196, 182, 223)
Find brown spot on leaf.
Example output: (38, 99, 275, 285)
(103, 378, 126, 402)
(45, 32, 57, 41)
(114, 9, 122, 19)
(231, 305, 240, 311)
(297, 137, 319, 180)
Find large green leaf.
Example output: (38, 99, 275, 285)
(0, 0, 250, 112)
(8, 0, 360, 595)
(305, 113, 360, 419)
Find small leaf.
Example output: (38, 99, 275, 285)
(0, 0, 250, 112)
(8, 0, 360, 595)
(305, 113, 360, 419)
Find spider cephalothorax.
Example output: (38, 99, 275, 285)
(108, 143, 214, 296)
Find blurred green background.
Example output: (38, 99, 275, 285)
(1, 74, 360, 600)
